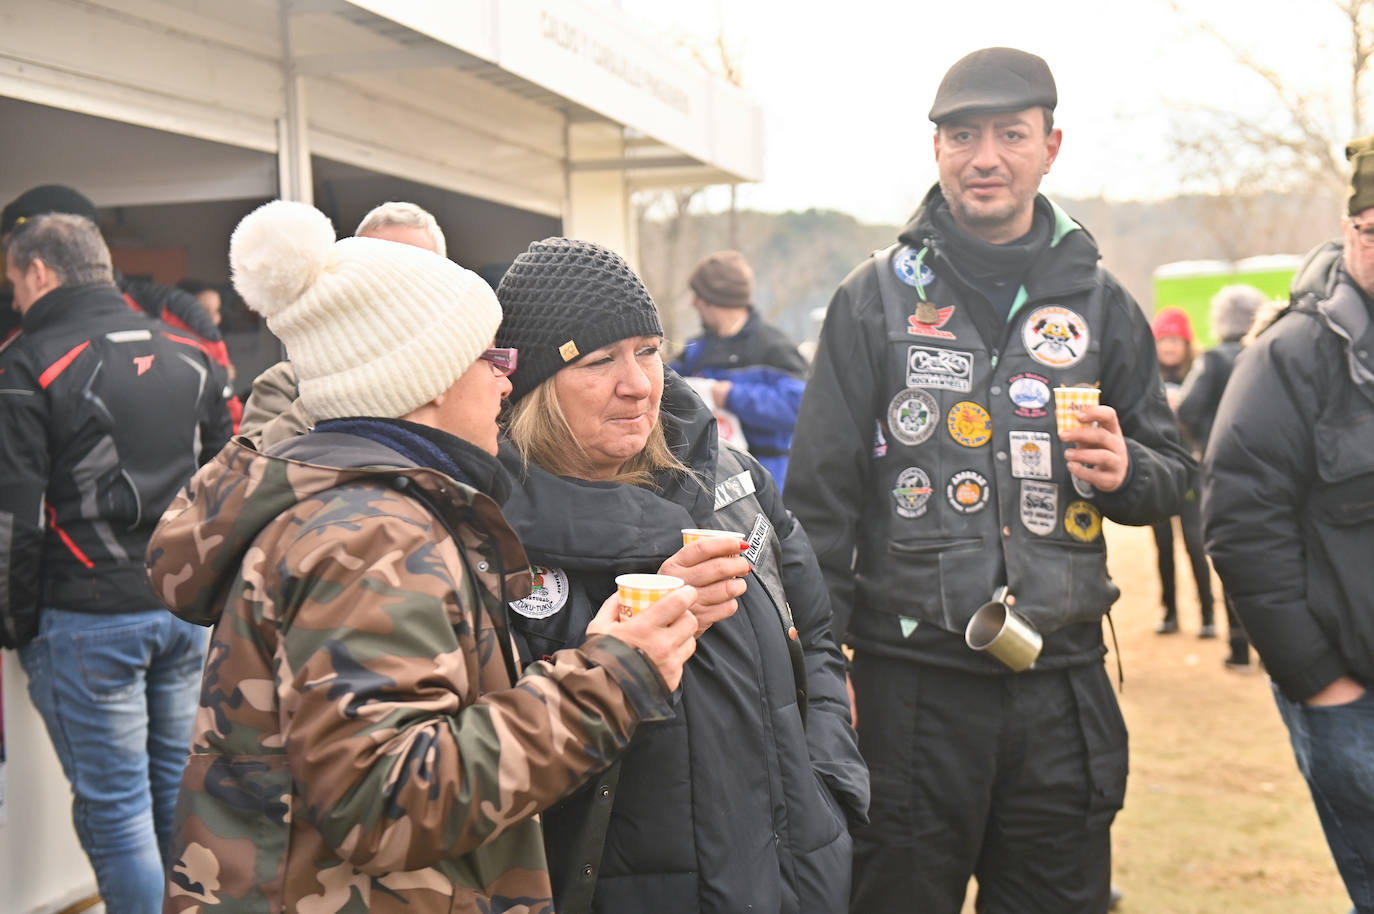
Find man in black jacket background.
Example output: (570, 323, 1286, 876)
(0, 212, 228, 912)
(1204, 136, 1374, 914)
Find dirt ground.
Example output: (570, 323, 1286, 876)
(1104, 520, 1349, 914)
(960, 520, 1350, 913)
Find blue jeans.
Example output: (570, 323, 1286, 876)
(19, 608, 206, 914)
(1272, 682, 1374, 914)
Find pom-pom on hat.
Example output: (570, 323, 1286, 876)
(1151, 306, 1194, 343)
(495, 237, 663, 403)
(229, 200, 501, 421)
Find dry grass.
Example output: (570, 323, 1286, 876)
(960, 521, 1349, 913)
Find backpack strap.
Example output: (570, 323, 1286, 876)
(712, 442, 809, 728)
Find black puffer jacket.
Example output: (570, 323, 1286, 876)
(497, 372, 867, 914)
(1203, 241, 1374, 701)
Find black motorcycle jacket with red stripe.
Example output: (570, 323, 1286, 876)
(0, 282, 231, 647)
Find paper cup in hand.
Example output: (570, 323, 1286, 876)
(1054, 387, 1100, 433)
(615, 573, 685, 617)
(681, 528, 745, 546)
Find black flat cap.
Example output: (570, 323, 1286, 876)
(928, 47, 1057, 123)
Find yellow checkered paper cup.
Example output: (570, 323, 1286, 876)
(615, 573, 685, 617)
(681, 528, 745, 546)
(1053, 386, 1100, 433)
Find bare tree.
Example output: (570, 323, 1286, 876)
(685, 21, 746, 250)
(635, 187, 701, 350)
(633, 13, 747, 349)
(1164, 0, 1372, 253)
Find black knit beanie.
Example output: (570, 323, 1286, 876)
(2, 184, 100, 237)
(495, 237, 664, 403)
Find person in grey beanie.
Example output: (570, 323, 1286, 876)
(1178, 284, 1267, 670)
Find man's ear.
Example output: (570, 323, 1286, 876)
(1043, 128, 1063, 175)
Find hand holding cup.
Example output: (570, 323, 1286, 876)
(660, 530, 750, 637)
(588, 583, 699, 691)
(1056, 393, 1131, 493)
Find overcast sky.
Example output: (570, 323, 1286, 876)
(612, 0, 1360, 225)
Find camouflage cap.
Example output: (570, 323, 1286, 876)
(929, 47, 1057, 124)
(1346, 134, 1374, 216)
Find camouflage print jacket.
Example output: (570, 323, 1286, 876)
(147, 431, 674, 913)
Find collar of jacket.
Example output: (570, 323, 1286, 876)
(496, 369, 720, 571)
(1322, 265, 1374, 393)
(21, 282, 127, 333)
(1281, 240, 1374, 393)
(705, 307, 760, 341)
(897, 184, 1101, 301)
(151, 433, 532, 627)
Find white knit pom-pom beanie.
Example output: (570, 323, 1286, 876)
(229, 200, 501, 421)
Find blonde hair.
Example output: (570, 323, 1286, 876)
(504, 375, 689, 487)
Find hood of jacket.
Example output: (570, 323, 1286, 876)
(896, 184, 1100, 300)
(497, 370, 720, 571)
(1266, 239, 1374, 394)
(148, 433, 530, 626)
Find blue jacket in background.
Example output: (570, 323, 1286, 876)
(674, 309, 807, 488)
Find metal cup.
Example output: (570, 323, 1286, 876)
(965, 587, 1043, 672)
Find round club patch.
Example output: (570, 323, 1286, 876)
(947, 470, 990, 514)
(1072, 473, 1096, 499)
(1008, 372, 1051, 418)
(887, 387, 940, 446)
(510, 565, 570, 619)
(1064, 500, 1103, 542)
(893, 246, 935, 287)
(946, 400, 992, 447)
(892, 466, 933, 519)
(1022, 305, 1090, 368)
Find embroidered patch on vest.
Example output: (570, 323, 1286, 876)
(887, 387, 940, 446)
(1009, 430, 1053, 479)
(1064, 499, 1103, 542)
(1019, 481, 1058, 535)
(1022, 305, 1089, 368)
(906, 345, 973, 392)
(946, 401, 992, 447)
(1008, 372, 1051, 418)
(510, 565, 570, 619)
(946, 470, 990, 514)
(907, 304, 957, 339)
(893, 246, 935, 287)
(714, 470, 757, 510)
(1072, 473, 1096, 499)
(892, 466, 934, 519)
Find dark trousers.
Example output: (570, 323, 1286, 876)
(849, 654, 1127, 914)
(1151, 493, 1214, 624)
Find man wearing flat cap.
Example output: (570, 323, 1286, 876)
(1203, 136, 1374, 912)
(787, 47, 1192, 912)
(674, 250, 807, 489)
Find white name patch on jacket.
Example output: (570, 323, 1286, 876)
(714, 470, 757, 510)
